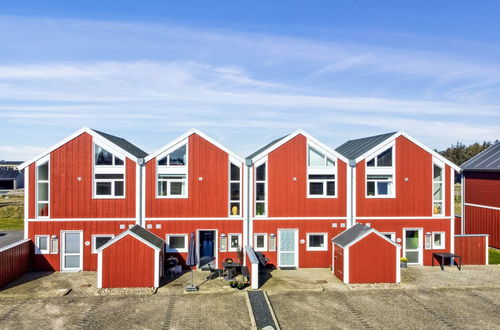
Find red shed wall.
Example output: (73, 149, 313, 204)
(102, 235, 156, 288)
(356, 218, 451, 266)
(145, 219, 243, 269)
(0, 240, 30, 288)
(146, 134, 240, 218)
(454, 235, 488, 265)
(464, 172, 500, 208)
(267, 134, 347, 218)
(356, 136, 451, 217)
(465, 205, 500, 248)
(348, 232, 397, 283)
(333, 244, 344, 282)
(253, 219, 346, 268)
(29, 220, 136, 271)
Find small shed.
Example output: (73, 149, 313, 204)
(97, 225, 165, 289)
(332, 224, 401, 284)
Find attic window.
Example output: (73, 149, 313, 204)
(307, 145, 336, 198)
(308, 147, 335, 167)
(158, 144, 186, 166)
(93, 143, 126, 199)
(95, 144, 124, 166)
(367, 147, 392, 167)
(157, 142, 188, 198)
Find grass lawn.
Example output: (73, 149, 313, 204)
(489, 248, 500, 265)
(0, 218, 24, 230)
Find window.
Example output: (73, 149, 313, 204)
(382, 232, 396, 241)
(367, 147, 392, 167)
(254, 233, 268, 251)
(93, 143, 125, 198)
(307, 146, 336, 198)
(255, 162, 267, 216)
(166, 234, 188, 253)
(35, 235, 50, 254)
(432, 232, 445, 249)
(367, 175, 393, 197)
(306, 233, 328, 251)
(433, 163, 444, 215)
(229, 162, 241, 216)
(157, 143, 188, 198)
(92, 235, 114, 253)
(36, 161, 49, 217)
(228, 233, 242, 252)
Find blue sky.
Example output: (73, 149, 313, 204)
(1, 1, 499, 160)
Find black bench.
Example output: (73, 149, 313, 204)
(432, 253, 462, 271)
(241, 266, 250, 282)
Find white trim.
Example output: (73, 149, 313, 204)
(35, 157, 50, 219)
(355, 216, 452, 220)
(141, 165, 147, 221)
(306, 142, 338, 199)
(154, 250, 160, 288)
(252, 217, 347, 220)
(336, 228, 400, 249)
(97, 229, 163, 252)
(156, 139, 188, 199)
(464, 203, 500, 211)
(92, 234, 114, 254)
(306, 233, 328, 251)
(34, 235, 50, 254)
(254, 233, 268, 252)
(19, 127, 142, 170)
(461, 173, 465, 234)
(432, 160, 445, 216)
(365, 142, 396, 198)
(343, 247, 349, 284)
(402, 228, 423, 265)
(485, 235, 489, 265)
(27, 218, 138, 222)
(24, 166, 29, 239)
(450, 168, 455, 253)
(396, 246, 401, 283)
(432, 231, 446, 250)
(228, 158, 243, 217)
(145, 129, 245, 163)
(346, 163, 352, 227)
(0, 239, 30, 253)
(166, 234, 188, 253)
(145, 217, 244, 221)
(228, 233, 242, 252)
(352, 166, 357, 226)
(249, 129, 349, 164)
(97, 251, 103, 289)
(381, 232, 396, 242)
(277, 228, 299, 268)
(136, 162, 141, 225)
(60, 230, 83, 272)
(254, 157, 268, 217)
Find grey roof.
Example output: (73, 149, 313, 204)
(461, 142, 500, 172)
(335, 132, 397, 161)
(247, 134, 289, 160)
(129, 225, 165, 249)
(0, 168, 22, 180)
(92, 129, 148, 159)
(331, 223, 372, 247)
(0, 161, 23, 166)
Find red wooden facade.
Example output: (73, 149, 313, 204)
(333, 244, 344, 282)
(454, 235, 488, 265)
(0, 240, 31, 288)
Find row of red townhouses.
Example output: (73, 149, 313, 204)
(19, 127, 464, 287)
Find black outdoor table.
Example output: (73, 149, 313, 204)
(432, 253, 462, 271)
(222, 262, 241, 281)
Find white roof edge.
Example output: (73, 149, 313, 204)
(353, 131, 460, 172)
(144, 128, 245, 163)
(343, 228, 401, 249)
(250, 129, 350, 164)
(19, 127, 141, 170)
(97, 229, 162, 252)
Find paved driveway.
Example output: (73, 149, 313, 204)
(0, 230, 23, 248)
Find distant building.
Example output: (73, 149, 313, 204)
(0, 161, 24, 191)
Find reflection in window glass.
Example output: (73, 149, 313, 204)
(308, 147, 325, 166)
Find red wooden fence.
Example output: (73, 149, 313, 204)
(454, 235, 488, 265)
(0, 239, 31, 288)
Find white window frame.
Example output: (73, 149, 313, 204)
(228, 233, 242, 252)
(35, 235, 50, 254)
(92, 234, 114, 254)
(382, 232, 396, 242)
(306, 233, 328, 251)
(432, 231, 445, 250)
(254, 157, 267, 217)
(93, 142, 126, 199)
(229, 158, 242, 217)
(166, 234, 188, 253)
(306, 143, 337, 199)
(36, 155, 50, 219)
(156, 140, 188, 199)
(254, 233, 268, 252)
(432, 159, 445, 216)
(365, 142, 396, 198)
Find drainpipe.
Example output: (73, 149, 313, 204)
(349, 160, 356, 227)
(138, 158, 145, 227)
(245, 158, 253, 247)
(461, 171, 465, 235)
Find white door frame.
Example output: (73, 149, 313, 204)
(60, 230, 83, 272)
(195, 229, 218, 269)
(403, 228, 423, 265)
(277, 228, 299, 268)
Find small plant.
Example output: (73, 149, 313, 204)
(237, 282, 246, 290)
(400, 257, 408, 262)
(230, 281, 238, 288)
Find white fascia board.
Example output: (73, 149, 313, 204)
(19, 127, 142, 170)
(342, 229, 401, 249)
(250, 129, 349, 164)
(97, 229, 162, 252)
(144, 128, 245, 163)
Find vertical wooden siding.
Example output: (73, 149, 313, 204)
(29, 220, 135, 271)
(0, 240, 30, 288)
(465, 206, 500, 248)
(356, 136, 443, 217)
(454, 235, 488, 265)
(454, 216, 463, 235)
(145, 134, 238, 218)
(102, 235, 156, 288)
(267, 134, 347, 217)
(349, 233, 397, 283)
(464, 172, 500, 208)
(333, 244, 344, 282)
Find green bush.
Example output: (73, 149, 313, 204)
(0, 205, 23, 219)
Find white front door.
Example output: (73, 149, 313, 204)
(403, 229, 423, 265)
(61, 231, 83, 271)
(278, 229, 298, 268)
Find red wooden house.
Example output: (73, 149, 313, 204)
(461, 142, 500, 248)
(246, 130, 350, 268)
(19, 127, 148, 272)
(336, 131, 461, 266)
(142, 129, 246, 269)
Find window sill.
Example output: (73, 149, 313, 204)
(306, 247, 328, 252)
(156, 196, 188, 199)
(307, 195, 337, 199)
(93, 196, 126, 200)
(166, 249, 188, 253)
(365, 195, 396, 199)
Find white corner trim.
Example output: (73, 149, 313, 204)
(154, 250, 160, 288)
(97, 251, 103, 289)
(24, 166, 29, 239)
(343, 247, 349, 284)
(396, 246, 401, 283)
(464, 203, 500, 211)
